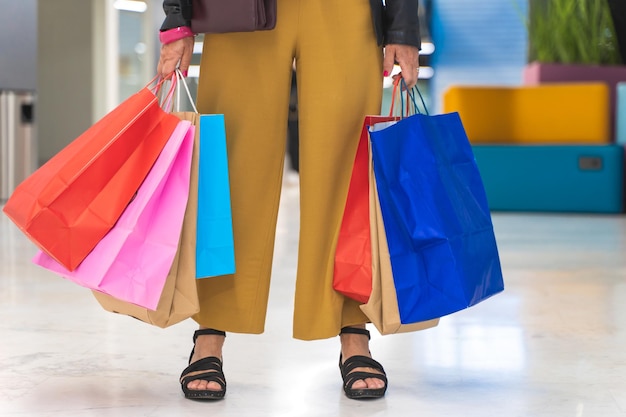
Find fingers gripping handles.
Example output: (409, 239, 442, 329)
(389, 77, 429, 118)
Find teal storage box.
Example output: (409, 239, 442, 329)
(472, 145, 624, 213)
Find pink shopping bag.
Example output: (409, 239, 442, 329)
(32, 120, 195, 310)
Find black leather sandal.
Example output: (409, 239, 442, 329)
(179, 329, 227, 400)
(339, 327, 388, 400)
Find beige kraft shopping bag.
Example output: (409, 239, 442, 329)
(360, 144, 439, 334)
(91, 111, 201, 328)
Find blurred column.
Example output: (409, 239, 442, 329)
(37, 0, 117, 165)
(0, 0, 37, 199)
(0, 91, 36, 200)
(38, 0, 157, 167)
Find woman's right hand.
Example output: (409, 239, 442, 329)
(157, 36, 195, 78)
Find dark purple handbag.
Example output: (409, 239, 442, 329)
(191, 0, 277, 34)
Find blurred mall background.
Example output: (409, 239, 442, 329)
(0, 0, 529, 175)
(2, 3, 626, 416)
(1, 0, 625, 211)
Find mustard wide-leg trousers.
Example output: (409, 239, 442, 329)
(194, 0, 383, 340)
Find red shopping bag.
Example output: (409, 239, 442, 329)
(333, 116, 397, 303)
(2, 77, 180, 271)
(360, 148, 439, 334)
(33, 120, 195, 310)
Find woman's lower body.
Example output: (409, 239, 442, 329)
(195, 0, 383, 341)
(183, 0, 386, 399)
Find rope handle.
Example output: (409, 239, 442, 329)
(152, 70, 199, 113)
(150, 73, 178, 111)
(388, 77, 429, 118)
(175, 69, 199, 113)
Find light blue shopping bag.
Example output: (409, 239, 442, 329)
(196, 114, 235, 278)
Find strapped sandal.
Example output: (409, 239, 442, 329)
(179, 329, 227, 400)
(339, 327, 388, 400)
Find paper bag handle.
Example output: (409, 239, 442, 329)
(174, 69, 199, 114)
(150, 73, 178, 111)
(389, 77, 429, 117)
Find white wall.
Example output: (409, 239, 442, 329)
(38, 0, 96, 163)
(0, 0, 37, 91)
(37, 0, 120, 164)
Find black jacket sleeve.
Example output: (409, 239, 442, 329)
(368, 0, 421, 48)
(384, 0, 421, 48)
(160, 0, 192, 31)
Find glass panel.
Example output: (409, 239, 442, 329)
(115, 0, 155, 103)
(118, 9, 148, 102)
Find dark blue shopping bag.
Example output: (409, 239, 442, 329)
(369, 111, 504, 324)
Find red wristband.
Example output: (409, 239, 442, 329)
(159, 26, 194, 44)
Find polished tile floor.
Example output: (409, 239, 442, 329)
(1, 174, 626, 417)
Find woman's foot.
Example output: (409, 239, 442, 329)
(179, 328, 227, 400)
(339, 326, 387, 399)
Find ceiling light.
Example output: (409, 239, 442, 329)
(113, 0, 147, 13)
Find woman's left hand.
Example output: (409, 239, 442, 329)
(383, 44, 420, 89)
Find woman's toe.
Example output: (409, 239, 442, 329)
(187, 380, 202, 390)
(365, 377, 385, 389)
(206, 381, 222, 391)
(351, 379, 368, 390)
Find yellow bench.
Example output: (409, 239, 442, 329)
(442, 83, 610, 144)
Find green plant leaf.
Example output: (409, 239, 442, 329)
(526, 0, 621, 65)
